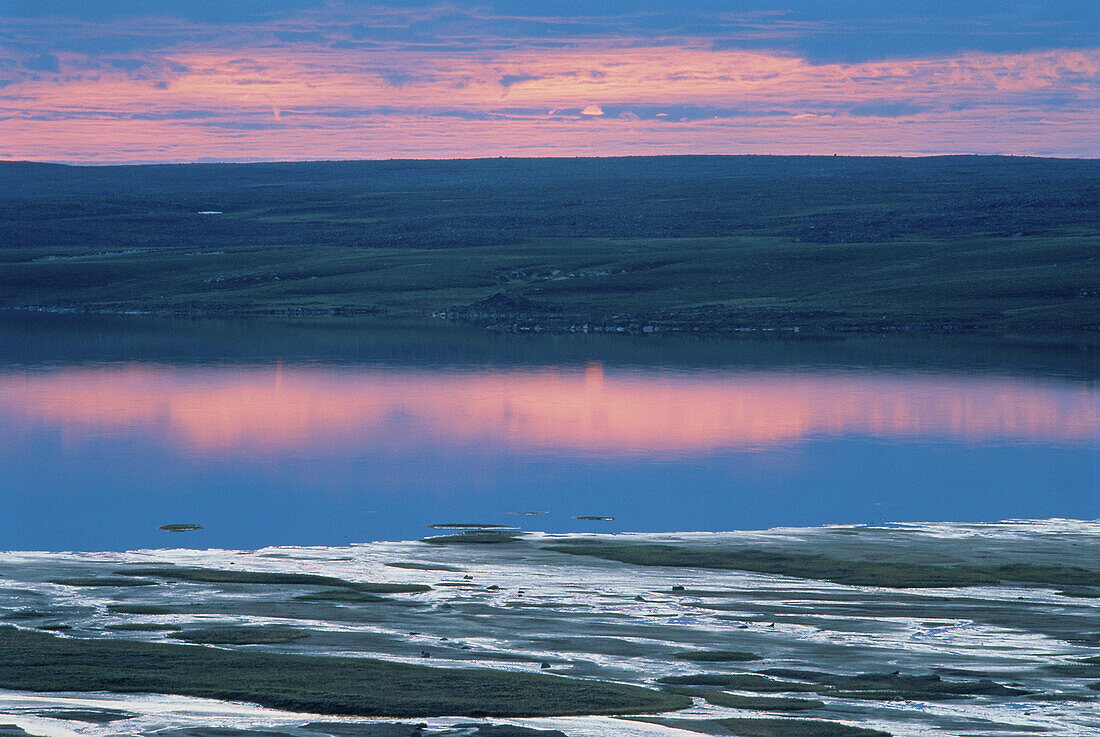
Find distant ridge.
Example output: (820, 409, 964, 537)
(2, 154, 1096, 336)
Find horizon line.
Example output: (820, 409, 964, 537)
(3, 152, 1098, 168)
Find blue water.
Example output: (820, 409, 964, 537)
(0, 316, 1096, 551)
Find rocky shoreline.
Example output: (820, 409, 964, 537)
(432, 292, 1096, 337)
(5, 293, 1098, 338)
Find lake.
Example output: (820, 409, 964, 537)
(3, 313, 1100, 737)
(0, 313, 1096, 551)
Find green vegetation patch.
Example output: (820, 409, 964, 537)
(1, 610, 49, 620)
(170, 626, 310, 645)
(658, 675, 817, 693)
(662, 687, 823, 711)
(0, 726, 44, 737)
(548, 544, 1100, 589)
(8, 708, 136, 723)
(0, 626, 690, 718)
(300, 724, 567, 737)
(49, 577, 160, 588)
(673, 650, 761, 662)
(759, 670, 1028, 699)
(107, 605, 175, 615)
(294, 590, 389, 603)
(114, 567, 430, 593)
(105, 623, 183, 632)
(544, 544, 994, 588)
(1027, 693, 1096, 702)
(715, 718, 889, 737)
(1042, 663, 1100, 678)
(385, 562, 463, 572)
(422, 531, 525, 545)
(659, 670, 1026, 701)
(974, 564, 1100, 587)
(704, 694, 823, 712)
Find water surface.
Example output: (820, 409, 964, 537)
(0, 315, 1096, 550)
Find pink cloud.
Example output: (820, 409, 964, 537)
(0, 14, 1095, 161)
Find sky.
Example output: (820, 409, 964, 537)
(0, 1, 1097, 162)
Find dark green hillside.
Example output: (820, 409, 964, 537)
(0, 156, 1096, 334)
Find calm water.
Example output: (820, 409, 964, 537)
(1, 314, 1096, 551)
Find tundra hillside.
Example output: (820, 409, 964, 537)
(1, 155, 1097, 336)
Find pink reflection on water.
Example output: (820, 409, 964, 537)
(0, 364, 1095, 456)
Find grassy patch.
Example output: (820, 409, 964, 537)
(658, 675, 818, 693)
(294, 590, 389, 603)
(1041, 663, 1100, 678)
(1027, 693, 1096, 702)
(49, 577, 159, 587)
(114, 567, 430, 593)
(0, 626, 690, 718)
(547, 543, 1100, 589)
(6, 708, 136, 724)
(759, 670, 1028, 699)
(105, 623, 183, 632)
(302, 725, 565, 737)
(107, 605, 175, 615)
(170, 626, 310, 645)
(422, 531, 525, 545)
(659, 671, 1027, 701)
(0, 610, 49, 620)
(0, 726, 44, 737)
(544, 544, 995, 588)
(673, 650, 761, 662)
(704, 694, 823, 712)
(662, 688, 823, 711)
(715, 718, 889, 737)
(385, 562, 463, 572)
(974, 564, 1100, 587)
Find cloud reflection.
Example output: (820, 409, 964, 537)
(0, 364, 1094, 457)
